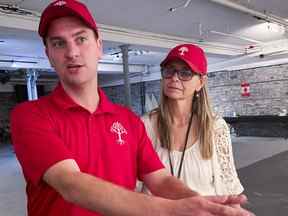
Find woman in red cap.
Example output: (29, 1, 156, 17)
(140, 43, 243, 196)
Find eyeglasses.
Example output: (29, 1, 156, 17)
(161, 67, 197, 81)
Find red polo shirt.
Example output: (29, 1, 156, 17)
(11, 84, 164, 216)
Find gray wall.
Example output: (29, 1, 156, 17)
(1, 63, 288, 129)
(208, 64, 288, 116)
(103, 64, 288, 117)
(102, 80, 161, 116)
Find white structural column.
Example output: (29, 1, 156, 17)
(120, 45, 132, 108)
(25, 69, 38, 101)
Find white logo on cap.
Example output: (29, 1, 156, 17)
(178, 46, 189, 56)
(54, 0, 66, 7)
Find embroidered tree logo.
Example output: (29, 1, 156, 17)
(110, 122, 127, 145)
(54, 0, 67, 7)
(178, 46, 189, 56)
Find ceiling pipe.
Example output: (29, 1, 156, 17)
(169, 0, 192, 12)
(183, 0, 192, 8)
(209, 0, 288, 27)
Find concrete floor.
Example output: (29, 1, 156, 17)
(0, 145, 26, 216)
(1, 136, 288, 216)
(232, 136, 288, 215)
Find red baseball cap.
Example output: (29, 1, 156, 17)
(160, 44, 207, 75)
(38, 0, 98, 38)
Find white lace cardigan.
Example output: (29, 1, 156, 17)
(141, 114, 244, 195)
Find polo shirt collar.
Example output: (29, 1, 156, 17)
(96, 88, 116, 114)
(50, 83, 117, 114)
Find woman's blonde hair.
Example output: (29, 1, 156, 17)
(151, 81, 215, 159)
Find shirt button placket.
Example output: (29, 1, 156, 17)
(88, 115, 93, 153)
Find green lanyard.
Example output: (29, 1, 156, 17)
(168, 112, 193, 179)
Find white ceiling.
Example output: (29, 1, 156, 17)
(0, 0, 288, 85)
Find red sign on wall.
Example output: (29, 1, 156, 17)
(241, 81, 250, 97)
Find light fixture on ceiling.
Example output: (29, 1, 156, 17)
(169, 0, 192, 12)
(0, 3, 39, 17)
(108, 49, 149, 62)
(265, 22, 286, 34)
(112, 53, 121, 62)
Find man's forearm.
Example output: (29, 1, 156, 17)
(62, 171, 171, 216)
(149, 175, 199, 199)
(45, 164, 253, 216)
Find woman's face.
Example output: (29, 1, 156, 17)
(162, 59, 206, 100)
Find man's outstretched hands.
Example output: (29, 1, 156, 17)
(166, 194, 255, 216)
(207, 194, 247, 205)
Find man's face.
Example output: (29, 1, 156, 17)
(45, 16, 102, 87)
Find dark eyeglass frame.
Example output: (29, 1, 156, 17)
(161, 67, 198, 81)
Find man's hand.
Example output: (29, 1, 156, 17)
(206, 194, 247, 205)
(208, 194, 249, 213)
(165, 195, 254, 216)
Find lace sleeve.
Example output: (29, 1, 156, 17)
(214, 118, 244, 195)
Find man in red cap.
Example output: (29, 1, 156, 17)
(11, 1, 254, 216)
